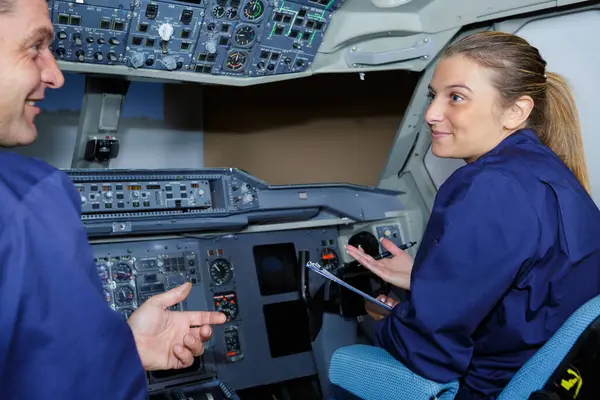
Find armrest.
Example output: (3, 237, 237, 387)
(329, 345, 459, 400)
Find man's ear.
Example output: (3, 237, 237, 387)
(503, 95, 534, 130)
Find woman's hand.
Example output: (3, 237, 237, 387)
(365, 295, 398, 321)
(346, 237, 414, 291)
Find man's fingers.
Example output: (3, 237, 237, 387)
(151, 282, 192, 308)
(174, 344, 195, 368)
(187, 311, 227, 327)
(198, 325, 212, 341)
(183, 334, 205, 357)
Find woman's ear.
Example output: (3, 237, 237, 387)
(503, 95, 534, 130)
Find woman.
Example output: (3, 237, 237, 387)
(346, 31, 600, 399)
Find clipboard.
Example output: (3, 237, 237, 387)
(305, 261, 393, 311)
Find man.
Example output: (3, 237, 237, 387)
(0, 0, 226, 398)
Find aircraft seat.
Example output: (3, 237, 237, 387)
(328, 294, 600, 400)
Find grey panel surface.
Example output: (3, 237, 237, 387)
(50, 1, 133, 65)
(65, 168, 405, 237)
(128, 0, 204, 71)
(48, 0, 345, 81)
(90, 227, 341, 391)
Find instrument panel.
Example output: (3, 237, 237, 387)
(65, 168, 404, 237)
(48, 0, 345, 79)
(91, 227, 340, 392)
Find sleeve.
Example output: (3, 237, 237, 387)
(374, 167, 541, 383)
(0, 171, 148, 399)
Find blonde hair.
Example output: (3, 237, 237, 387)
(443, 31, 591, 193)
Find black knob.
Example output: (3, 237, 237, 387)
(93, 51, 103, 61)
(75, 50, 85, 62)
(57, 31, 67, 40)
(109, 37, 120, 46)
(55, 47, 66, 57)
(145, 58, 154, 66)
(107, 52, 117, 62)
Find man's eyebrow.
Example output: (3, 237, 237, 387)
(23, 27, 54, 45)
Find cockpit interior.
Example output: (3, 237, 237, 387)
(7, 0, 600, 398)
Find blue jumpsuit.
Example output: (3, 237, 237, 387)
(375, 129, 600, 399)
(0, 152, 147, 399)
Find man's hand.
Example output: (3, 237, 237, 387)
(127, 282, 226, 371)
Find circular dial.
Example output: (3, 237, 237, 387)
(214, 294, 238, 321)
(114, 286, 135, 306)
(321, 247, 339, 270)
(234, 25, 255, 46)
(226, 8, 238, 20)
(113, 262, 133, 282)
(209, 258, 233, 285)
(212, 5, 225, 18)
(243, 0, 264, 20)
(225, 51, 247, 71)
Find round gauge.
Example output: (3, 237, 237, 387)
(226, 8, 238, 20)
(113, 262, 133, 282)
(214, 294, 238, 321)
(96, 264, 110, 285)
(348, 231, 380, 257)
(114, 285, 135, 306)
(212, 5, 225, 18)
(243, 0, 264, 21)
(321, 247, 339, 270)
(234, 25, 255, 46)
(225, 51, 247, 71)
(209, 258, 233, 285)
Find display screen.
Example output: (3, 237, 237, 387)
(126, 185, 142, 191)
(146, 184, 160, 189)
(263, 300, 311, 358)
(253, 243, 298, 296)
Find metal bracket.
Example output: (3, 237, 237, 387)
(345, 38, 435, 67)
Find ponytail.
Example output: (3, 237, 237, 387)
(536, 72, 591, 194)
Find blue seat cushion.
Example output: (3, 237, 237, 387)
(329, 344, 459, 400)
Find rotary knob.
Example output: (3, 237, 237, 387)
(162, 55, 177, 71)
(205, 41, 217, 54)
(158, 23, 174, 41)
(130, 52, 145, 68)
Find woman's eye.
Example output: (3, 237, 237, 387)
(451, 94, 464, 102)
